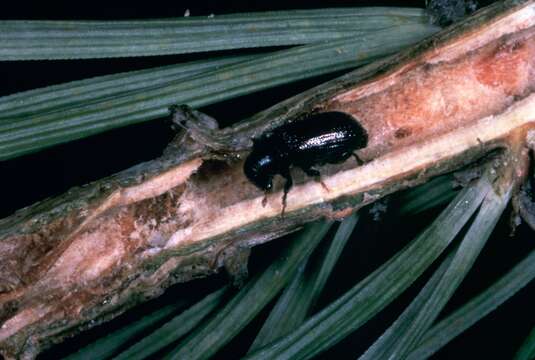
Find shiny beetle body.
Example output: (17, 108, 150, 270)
(244, 111, 368, 211)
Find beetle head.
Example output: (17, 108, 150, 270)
(243, 150, 276, 192)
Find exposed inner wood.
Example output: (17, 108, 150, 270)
(331, 23, 535, 160)
(336, 28, 535, 158)
(1, 1, 535, 358)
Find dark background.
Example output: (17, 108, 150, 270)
(1, 1, 533, 359)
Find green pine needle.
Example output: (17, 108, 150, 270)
(409, 247, 535, 360)
(396, 174, 458, 216)
(249, 213, 359, 352)
(245, 173, 491, 360)
(360, 249, 457, 360)
(164, 221, 333, 360)
(64, 298, 190, 360)
(0, 23, 438, 160)
(362, 177, 512, 359)
(112, 287, 229, 360)
(514, 325, 535, 360)
(0, 8, 429, 60)
(0, 55, 255, 118)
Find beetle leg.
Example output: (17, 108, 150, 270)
(261, 192, 269, 207)
(303, 167, 330, 192)
(280, 169, 293, 217)
(352, 152, 364, 165)
(303, 167, 320, 177)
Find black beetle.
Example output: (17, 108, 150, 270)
(243, 111, 368, 214)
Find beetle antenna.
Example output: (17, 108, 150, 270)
(281, 193, 288, 218)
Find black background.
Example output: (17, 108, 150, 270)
(1, 1, 534, 359)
